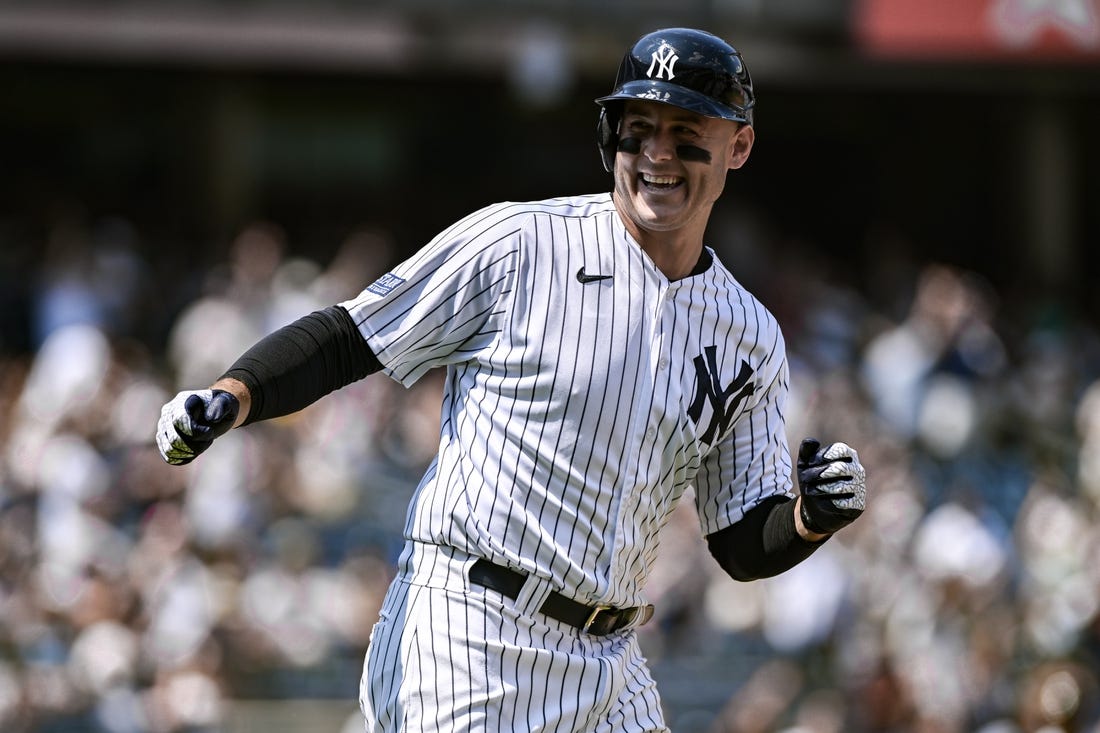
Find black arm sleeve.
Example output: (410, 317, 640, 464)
(706, 495, 827, 582)
(221, 304, 382, 426)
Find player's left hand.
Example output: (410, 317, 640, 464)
(797, 438, 866, 535)
(156, 389, 240, 465)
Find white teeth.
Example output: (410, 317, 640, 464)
(642, 174, 680, 186)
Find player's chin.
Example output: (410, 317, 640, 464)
(634, 198, 690, 228)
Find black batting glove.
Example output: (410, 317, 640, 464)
(156, 389, 240, 465)
(797, 438, 866, 535)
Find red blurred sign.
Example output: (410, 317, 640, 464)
(854, 0, 1100, 59)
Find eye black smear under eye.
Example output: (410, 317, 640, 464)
(616, 137, 711, 164)
(676, 145, 711, 163)
(617, 137, 711, 164)
(617, 137, 641, 154)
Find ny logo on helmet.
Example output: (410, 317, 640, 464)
(647, 43, 678, 80)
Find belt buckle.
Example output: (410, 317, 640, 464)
(582, 604, 612, 634)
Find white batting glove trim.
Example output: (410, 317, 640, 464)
(819, 442, 866, 512)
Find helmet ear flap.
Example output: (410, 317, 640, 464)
(597, 105, 620, 173)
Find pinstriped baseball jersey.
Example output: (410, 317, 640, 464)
(340, 191, 793, 609)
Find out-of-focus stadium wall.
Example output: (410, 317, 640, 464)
(1, 0, 1099, 325)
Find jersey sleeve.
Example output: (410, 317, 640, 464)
(339, 202, 522, 386)
(693, 335, 795, 536)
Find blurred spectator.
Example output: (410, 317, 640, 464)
(31, 214, 150, 350)
(861, 263, 1007, 456)
(166, 221, 287, 389)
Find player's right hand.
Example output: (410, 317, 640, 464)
(156, 389, 240, 465)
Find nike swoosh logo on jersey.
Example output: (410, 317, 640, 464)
(576, 267, 612, 284)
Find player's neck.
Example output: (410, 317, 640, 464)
(643, 241, 705, 281)
(625, 224, 708, 281)
(613, 192, 712, 281)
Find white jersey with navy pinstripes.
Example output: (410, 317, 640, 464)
(340, 192, 793, 610)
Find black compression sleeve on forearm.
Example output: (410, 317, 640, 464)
(221, 304, 382, 426)
(706, 495, 827, 582)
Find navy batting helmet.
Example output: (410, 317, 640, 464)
(595, 28, 755, 172)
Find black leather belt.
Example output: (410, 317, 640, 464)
(468, 558, 654, 636)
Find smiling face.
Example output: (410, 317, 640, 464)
(611, 100, 754, 245)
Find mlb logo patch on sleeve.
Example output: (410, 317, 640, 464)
(367, 273, 406, 297)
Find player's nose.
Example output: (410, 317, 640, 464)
(642, 128, 677, 162)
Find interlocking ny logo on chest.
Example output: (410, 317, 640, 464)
(687, 346, 756, 444)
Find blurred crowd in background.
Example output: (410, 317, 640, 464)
(0, 204, 1099, 733)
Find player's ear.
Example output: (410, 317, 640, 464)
(727, 124, 754, 170)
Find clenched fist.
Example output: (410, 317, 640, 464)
(156, 389, 240, 465)
(797, 438, 866, 535)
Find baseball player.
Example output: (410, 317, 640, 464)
(157, 28, 866, 732)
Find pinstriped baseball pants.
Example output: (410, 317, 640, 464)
(358, 542, 669, 733)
